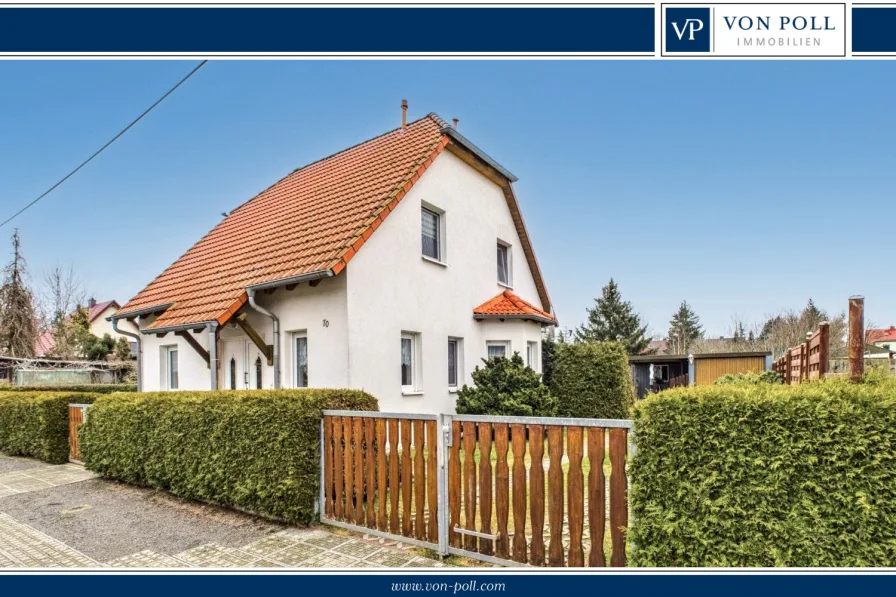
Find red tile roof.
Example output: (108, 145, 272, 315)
(34, 330, 55, 357)
(473, 290, 556, 325)
(117, 113, 551, 330)
(88, 300, 119, 323)
(868, 326, 896, 343)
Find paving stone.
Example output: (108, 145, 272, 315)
(271, 542, 326, 566)
(300, 550, 360, 568)
(333, 540, 383, 559)
(303, 533, 352, 550)
(364, 548, 417, 567)
(0, 513, 98, 567)
(241, 535, 300, 558)
(404, 557, 447, 567)
(107, 550, 191, 568)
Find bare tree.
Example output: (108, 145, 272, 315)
(41, 263, 88, 327)
(0, 230, 38, 357)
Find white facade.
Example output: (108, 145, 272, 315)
(90, 304, 138, 343)
(137, 150, 548, 414)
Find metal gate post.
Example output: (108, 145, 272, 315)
(436, 413, 452, 556)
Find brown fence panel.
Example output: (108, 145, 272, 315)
(68, 405, 87, 462)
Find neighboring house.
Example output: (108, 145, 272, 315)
(112, 108, 555, 414)
(867, 326, 896, 352)
(630, 351, 772, 398)
(34, 298, 138, 357)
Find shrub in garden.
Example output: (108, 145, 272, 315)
(455, 353, 556, 416)
(0, 391, 98, 463)
(2, 384, 136, 394)
(714, 370, 783, 385)
(629, 379, 896, 566)
(80, 389, 377, 524)
(550, 341, 633, 419)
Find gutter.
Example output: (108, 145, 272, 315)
(110, 303, 174, 321)
(109, 317, 143, 391)
(473, 313, 556, 326)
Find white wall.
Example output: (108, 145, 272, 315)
(142, 327, 214, 392)
(89, 305, 139, 342)
(345, 150, 546, 414)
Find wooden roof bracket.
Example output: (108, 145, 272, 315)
(175, 330, 210, 368)
(235, 313, 274, 366)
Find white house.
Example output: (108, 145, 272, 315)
(111, 106, 555, 414)
(35, 298, 138, 357)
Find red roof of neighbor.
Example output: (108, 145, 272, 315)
(473, 290, 556, 325)
(117, 113, 552, 331)
(88, 300, 119, 323)
(868, 326, 896, 343)
(34, 330, 55, 357)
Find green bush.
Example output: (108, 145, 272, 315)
(714, 370, 783, 385)
(2, 384, 136, 394)
(629, 380, 896, 566)
(456, 353, 555, 416)
(550, 341, 633, 419)
(0, 391, 99, 463)
(80, 389, 377, 524)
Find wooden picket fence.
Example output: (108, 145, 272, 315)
(772, 322, 830, 384)
(320, 411, 632, 567)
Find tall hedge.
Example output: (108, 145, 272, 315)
(80, 389, 378, 524)
(2, 384, 136, 394)
(0, 391, 99, 463)
(629, 381, 896, 566)
(550, 341, 634, 419)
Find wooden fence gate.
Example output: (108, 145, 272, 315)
(320, 411, 632, 567)
(68, 403, 91, 463)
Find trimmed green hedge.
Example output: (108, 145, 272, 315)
(2, 384, 136, 394)
(80, 389, 378, 524)
(629, 380, 896, 566)
(550, 341, 634, 419)
(0, 391, 99, 463)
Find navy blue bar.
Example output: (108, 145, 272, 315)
(853, 7, 896, 52)
(0, 574, 895, 596)
(0, 7, 655, 53)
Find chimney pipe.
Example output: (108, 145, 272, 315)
(848, 295, 865, 382)
(401, 100, 408, 129)
(88, 297, 96, 308)
(452, 118, 459, 129)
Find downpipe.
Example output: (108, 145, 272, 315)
(247, 288, 280, 389)
(111, 317, 142, 391)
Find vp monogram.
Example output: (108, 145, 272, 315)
(672, 18, 705, 41)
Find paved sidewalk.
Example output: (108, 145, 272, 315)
(0, 453, 447, 569)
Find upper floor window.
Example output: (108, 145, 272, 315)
(421, 206, 442, 261)
(497, 242, 511, 286)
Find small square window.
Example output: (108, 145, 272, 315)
(487, 341, 510, 360)
(497, 242, 511, 286)
(422, 207, 441, 261)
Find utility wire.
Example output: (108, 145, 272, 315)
(0, 60, 209, 229)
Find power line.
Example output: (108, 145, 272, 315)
(0, 60, 209, 229)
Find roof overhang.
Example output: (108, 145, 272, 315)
(246, 269, 335, 292)
(474, 313, 556, 326)
(440, 126, 518, 182)
(109, 303, 174, 322)
(140, 321, 218, 335)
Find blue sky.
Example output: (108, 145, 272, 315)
(0, 60, 892, 336)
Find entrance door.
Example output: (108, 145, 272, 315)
(223, 339, 248, 390)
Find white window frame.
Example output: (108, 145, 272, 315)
(486, 340, 511, 361)
(292, 331, 308, 388)
(448, 337, 463, 391)
(421, 202, 447, 266)
(163, 345, 178, 391)
(401, 332, 423, 395)
(497, 240, 512, 287)
(527, 341, 539, 371)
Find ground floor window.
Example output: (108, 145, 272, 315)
(164, 346, 178, 390)
(487, 341, 510, 360)
(653, 364, 670, 383)
(401, 332, 421, 392)
(448, 338, 462, 388)
(527, 341, 538, 370)
(294, 334, 308, 388)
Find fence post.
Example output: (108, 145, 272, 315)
(849, 295, 865, 382)
(318, 418, 325, 519)
(818, 321, 830, 378)
(437, 413, 451, 557)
